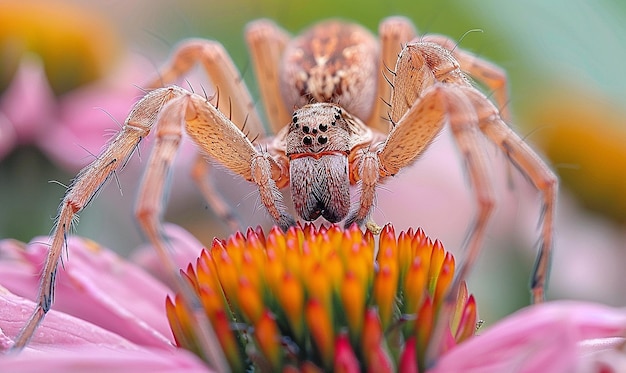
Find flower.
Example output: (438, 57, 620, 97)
(0, 228, 210, 371)
(166, 223, 476, 372)
(1, 224, 625, 372)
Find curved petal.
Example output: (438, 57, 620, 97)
(431, 301, 626, 373)
(0, 57, 56, 144)
(131, 224, 206, 288)
(0, 236, 174, 349)
(38, 57, 145, 172)
(0, 286, 210, 372)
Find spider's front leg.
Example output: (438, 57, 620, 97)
(345, 87, 447, 228)
(180, 91, 296, 230)
(345, 40, 449, 228)
(9, 87, 185, 351)
(144, 35, 272, 232)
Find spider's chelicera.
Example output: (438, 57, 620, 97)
(11, 17, 557, 352)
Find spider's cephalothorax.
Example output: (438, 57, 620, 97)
(12, 17, 557, 354)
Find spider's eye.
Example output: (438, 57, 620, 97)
(319, 123, 328, 132)
(303, 136, 313, 146)
(318, 135, 328, 145)
(302, 125, 310, 134)
(292, 115, 298, 123)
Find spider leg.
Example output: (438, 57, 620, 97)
(467, 88, 557, 303)
(346, 42, 447, 227)
(367, 16, 416, 132)
(133, 92, 229, 370)
(182, 91, 296, 230)
(246, 19, 292, 133)
(191, 156, 242, 232)
(346, 86, 447, 229)
(423, 86, 497, 368)
(146, 39, 265, 138)
(145, 38, 269, 231)
(422, 34, 511, 121)
(9, 87, 182, 350)
(427, 86, 557, 366)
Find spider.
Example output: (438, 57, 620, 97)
(11, 17, 557, 353)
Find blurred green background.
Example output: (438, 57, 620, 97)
(1, 0, 625, 324)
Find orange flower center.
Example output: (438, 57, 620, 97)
(166, 223, 477, 372)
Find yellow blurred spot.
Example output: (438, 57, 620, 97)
(0, 0, 122, 93)
(531, 85, 626, 222)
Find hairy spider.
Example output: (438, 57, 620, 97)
(11, 17, 557, 354)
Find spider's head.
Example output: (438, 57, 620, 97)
(285, 103, 350, 156)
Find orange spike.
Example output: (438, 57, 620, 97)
(454, 294, 477, 343)
(278, 272, 305, 340)
(362, 308, 394, 372)
(165, 296, 184, 348)
(364, 228, 375, 250)
(264, 246, 285, 297)
(373, 263, 398, 329)
(306, 263, 333, 318)
(428, 240, 445, 293)
(254, 310, 282, 371)
(403, 256, 426, 317)
(196, 249, 219, 292)
(212, 310, 246, 372)
(267, 226, 287, 255)
(397, 230, 413, 280)
(326, 251, 344, 292)
(378, 224, 397, 264)
(433, 252, 455, 308)
(415, 297, 433, 361)
(306, 298, 335, 369)
(254, 225, 266, 246)
(197, 286, 226, 322)
(341, 271, 365, 342)
(238, 277, 264, 323)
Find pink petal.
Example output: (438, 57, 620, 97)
(0, 236, 175, 349)
(132, 223, 206, 288)
(0, 285, 137, 350)
(39, 57, 146, 172)
(577, 337, 626, 373)
(0, 57, 56, 143)
(0, 286, 210, 372)
(38, 54, 200, 174)
(1, 348, 210, 373)
(430, 301, 626, 373)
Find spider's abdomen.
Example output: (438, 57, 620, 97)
(280, 20, 379, 121)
